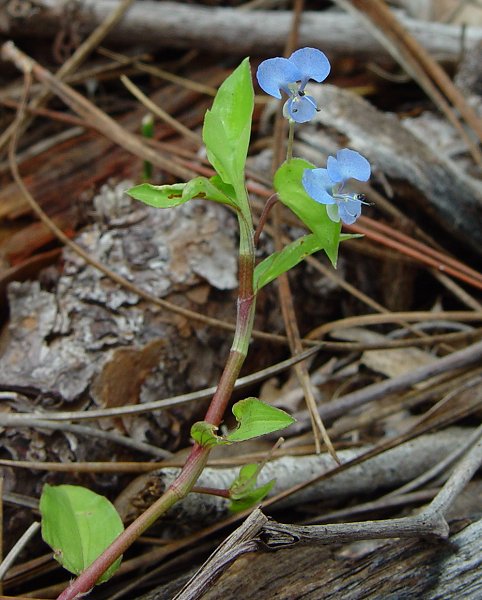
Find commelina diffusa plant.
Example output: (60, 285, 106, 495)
(39, 48, 372, 599)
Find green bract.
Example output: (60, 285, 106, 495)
(190, 421, 229, 448)
(40, 484, 124, 584)
(274, 158, 342, 267)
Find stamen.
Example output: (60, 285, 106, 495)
(354, 193, 375, 206)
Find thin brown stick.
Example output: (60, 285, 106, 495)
(0, 415, 171, 459)
(1, 41, 194, 180)
(120, 74, 203, 146)
(308, 310, 482, 339)
(0, 522, 41, 582)
(0, 0, 136, 156)
(384, 422, 482, 499)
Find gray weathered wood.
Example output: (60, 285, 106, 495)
(138, 517, 482, 599)
(1, 1, 480, 61)
(114, 428, 472, 523)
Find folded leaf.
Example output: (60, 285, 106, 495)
(226, 397, 295, 442)
(127, 176, 239, 210)
(127, 182, 187, 208)
(191, 421, 229, 448)
(202, 58, 254, 195)
(274, 159, 342, 267)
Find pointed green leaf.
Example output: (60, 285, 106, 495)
(191, 421, 230, 448)
(126, 182, 187, 208)
(229, 480, 275, 512)
(230, 463, 260, 497)
(274, 159, 342, 267)
(40, 484, 124, 584)
(254, 233, 325, 290)
(226, 397, 295, 443)
(183, 176, 239, 209)
(202, 58, 254, 193)
(229, 463, 275, 512)
(127, 176, 240, 210)
(203, 110, 236, 186)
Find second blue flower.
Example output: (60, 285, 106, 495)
(256, 47, 331, 123)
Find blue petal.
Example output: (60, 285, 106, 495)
(302, 168, 335, 204)
(326, 155, 343, 183)
(286, 95, 318, 123)
(256, 57, 302, 99)
(338, 198, 362, 224)
(335, 149, 371, 182)
(289, 48, 331, 88)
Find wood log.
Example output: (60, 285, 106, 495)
(1, 1, 480, 62)
(138, 517, 482, 599)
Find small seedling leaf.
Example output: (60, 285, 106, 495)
(229, 480, 275, 512)
(228, 463, 276, 512)
(40, 484, 124, 584)
(226, 398, 295, 442)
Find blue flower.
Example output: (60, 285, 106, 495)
(256, 48, 331, 123)
(302, 149, 371, 225)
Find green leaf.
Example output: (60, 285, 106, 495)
(40, 484, 124, 584)
(229, 464, 275, 512)
(229, 480, 275, 512)
(126, 182, 187, 208)
(254, 233, 325, 290)
(202, 58, 254, 193)
(226, 398, 295, 443)
(230, 463, 260, 497)
(127, 176, 240, 210)
(191, 421, 230, 448)
(183, 176, 239, 209)
(340, 233, 364, 241)
(274, 158, 342, 267)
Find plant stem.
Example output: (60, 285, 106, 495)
(254, 194, 278, 246)
(286, 120, 295, 161)
(57, 213, 257, 600)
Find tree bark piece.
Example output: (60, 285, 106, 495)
(1, 1, 480, 61)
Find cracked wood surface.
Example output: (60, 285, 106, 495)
(1, 1, 481, 61)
